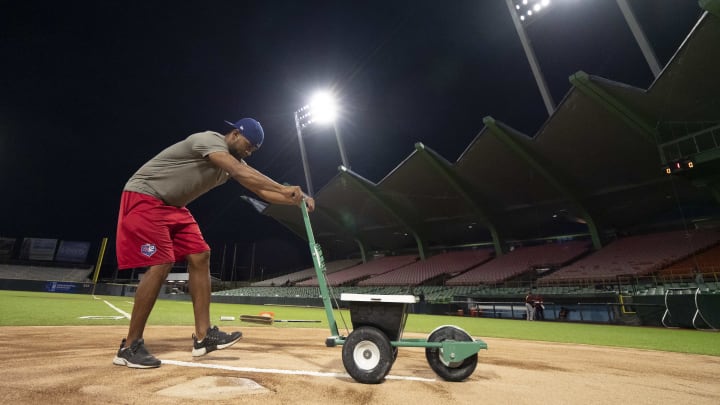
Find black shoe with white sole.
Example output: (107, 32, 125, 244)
(192, 326, 242, 357)
(113, 338, 161, 369)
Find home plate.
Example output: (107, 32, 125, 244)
(156, 376, 269, 399)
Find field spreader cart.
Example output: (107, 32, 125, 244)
(299, 201, 488, 384)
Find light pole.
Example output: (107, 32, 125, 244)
(333, 120, 351, 170)
(505, 0, 664, 116)
(294, 91, 348, 197)
(294, 105, 314, 197)
(505, 0, 556, 116)
(615, 0, 661, 78)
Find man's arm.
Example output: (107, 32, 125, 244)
(207, 151, 305, 206)
(237, 159, 316, 210)
(255, 189, 316, 212)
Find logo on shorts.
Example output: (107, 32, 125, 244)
(140, 243, 157, 257)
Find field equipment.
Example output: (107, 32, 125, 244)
(299, 201, 487, 384)
(239, 314, 321, 325)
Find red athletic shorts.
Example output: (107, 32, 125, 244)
(116, 191, 210, 269)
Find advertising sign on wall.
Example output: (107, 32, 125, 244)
(20, 238, 58, 261)
(55, 241, 91, 263)
(0, 237, 15, 259)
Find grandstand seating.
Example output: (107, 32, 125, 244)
(251, 258, 361, 286)
(214, 286, 323, 298)
(358, 249, 493, 286)
(0, 264, 93, 282)
(446, 240, 590, 285)
(655, 243, 720, 279)
(210, 233, 720, 301)
(541, 230, 720, 283)
(211, 282, 641, 304)
(295, 255, 418, 286)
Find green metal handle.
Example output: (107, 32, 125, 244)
(300, 200, 340, 338)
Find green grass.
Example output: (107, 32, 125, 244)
(1, 290, 718, 356)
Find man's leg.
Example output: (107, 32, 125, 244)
(186, 250, 242, 356)
(126, 263, 173, 343)
(186, 251, 211, 339)
(114, 263, 172, 368)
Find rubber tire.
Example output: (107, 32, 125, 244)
(384, 346, 399, 377)
(425, 325, 478, 382)
(342, 326, 393, 384)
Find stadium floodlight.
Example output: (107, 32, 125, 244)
(505, 0, 662, 119)
(294, 90, 350, 197)
(512, 0, 551, 24)
(309, 91, 337, 125)
(505, 0, 556, 116)
(509, 0, 661, 78)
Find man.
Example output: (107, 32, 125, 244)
(113, 118, 314, 368)
(525, 291, 535, 321)
(534, 295, 545, 321)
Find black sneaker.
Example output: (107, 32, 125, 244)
(113, 338, 161, 369)
(192, 326, 242, 357)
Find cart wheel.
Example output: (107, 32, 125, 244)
(342, 326, 393, 384)
(384, 346, 399, 377)
(425, 325, 478, 382)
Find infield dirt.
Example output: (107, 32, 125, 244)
(0, 325, 718, 404)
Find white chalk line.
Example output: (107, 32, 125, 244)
(161, 359, 436, 382)
(102, 300, 132, 319)
(94, 299, 435, 383)
(79, 298, 132, 320)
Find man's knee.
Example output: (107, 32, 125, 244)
(187, 251, 211, 270)
(148, 263, 173, 277)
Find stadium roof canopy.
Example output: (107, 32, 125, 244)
(261, 5, 720, 261)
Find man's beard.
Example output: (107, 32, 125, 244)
(229, 149, 245, 160)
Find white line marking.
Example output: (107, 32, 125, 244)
(103, 300, 132, 319)
(161, 359, 436, 382)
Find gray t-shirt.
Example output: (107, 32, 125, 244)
(124, 131, 231, 207)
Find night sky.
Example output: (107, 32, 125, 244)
(0, 1, 703, 274)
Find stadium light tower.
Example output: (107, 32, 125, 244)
(505, 0, 556, 116)
(615, 0, 661, 78)
(294, 90, 349, 197)
(505, 0, 662, 108)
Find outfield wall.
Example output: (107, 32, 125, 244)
(0, 279, 125, 296)
(3, 279, 718, 329)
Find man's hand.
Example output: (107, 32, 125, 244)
(284, 185, 304, 204)
(304, 197, 316, 213)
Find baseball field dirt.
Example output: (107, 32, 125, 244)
(1, 325, 718, 404)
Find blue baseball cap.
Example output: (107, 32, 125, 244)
(224, 118, 264, 148)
